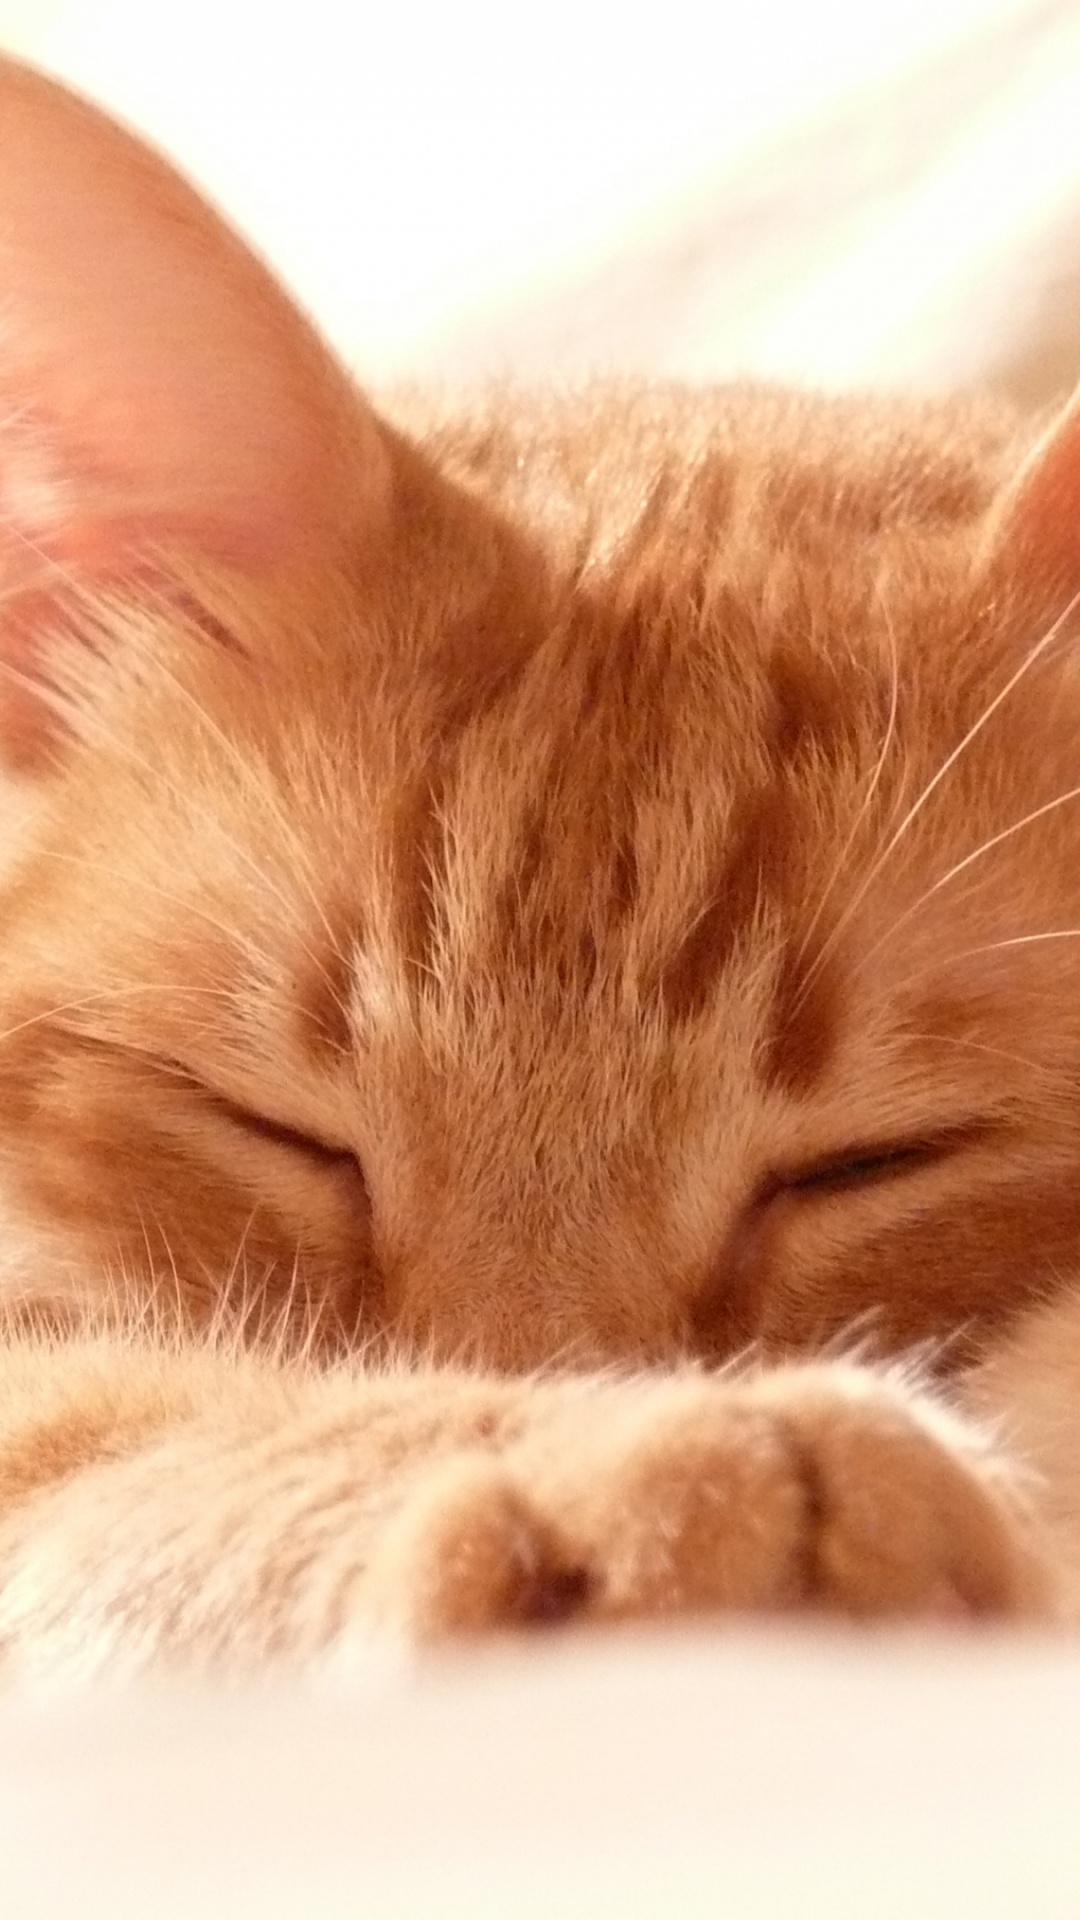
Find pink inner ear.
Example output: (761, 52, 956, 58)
(0, 56, 389, 580)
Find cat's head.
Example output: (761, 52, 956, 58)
(3, 55, 1080, 1372)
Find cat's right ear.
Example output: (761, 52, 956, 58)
(0, 56, 391, 763)
(985, 383, 1080, 604)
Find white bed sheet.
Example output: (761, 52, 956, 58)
(6, 1629, 1080, 1919)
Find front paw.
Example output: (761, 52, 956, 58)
(362, 1366, 1054, 1640)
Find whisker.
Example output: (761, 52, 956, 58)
(121, 579, 347, 959)
(903, 1030, 1053, 1072)
(795, 581, 900, 969)
(223, 1210, 262, 1341)
(859, 784, 1080, 974)
(33, 850, 356, 1047)
(32, 849, 278, 958)
(132, 1200, 185, 1328)
(0, 982, 236, 1055)
(794, 589, 1080, 1006)
(956, 930, 1080, 958)
(814, 1307, 886, 1366)
(0, 644, 308, 924)
(0, 521, 346, 982)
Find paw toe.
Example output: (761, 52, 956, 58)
(368, 1453, 591, 1639)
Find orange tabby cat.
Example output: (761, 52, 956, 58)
(0, 54, 1078, 1677)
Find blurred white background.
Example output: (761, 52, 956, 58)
(2, 0, 1080, 403)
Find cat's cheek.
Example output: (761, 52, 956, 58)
(0, 1180, 93, 1324)
(0, 1123, 373, 1342)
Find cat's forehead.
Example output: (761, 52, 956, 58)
(141, 388, 1049, 991)
(46, 381, 1078, 1118)
(422, 383, 1010, 580)
(345, 391, 1018, 902)
(262, 392, 1075, 1100)
(369, 384, 1015, 752)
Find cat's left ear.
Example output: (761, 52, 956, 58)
(0, 55, 390, 590)
(986, 384, 1080, 602)
(0, 55, 395, 768)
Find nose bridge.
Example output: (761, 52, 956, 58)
(386, 1148, 678, 1372)
(376, 1006, 684, 1369)
(393, 1266, 588, 1371)
(392, 1246, 678, 1372)
(388, 1172, 590, 1368)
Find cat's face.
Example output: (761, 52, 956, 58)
(4, 56, 1080, 1372)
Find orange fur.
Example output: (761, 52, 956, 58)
(0, 55, 1077, 1675)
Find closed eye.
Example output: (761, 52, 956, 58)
(776, 1134, 967, 1198)
(57, 1031, 361, 1172)
(690, 1123, 991, 1358)
(138, 1050, 357, 1169)
(210, 1093, 357, 1168)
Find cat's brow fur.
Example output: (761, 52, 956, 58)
(1, 54, 1080, 1670)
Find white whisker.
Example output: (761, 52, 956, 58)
(903, 1030, 1054, 1072)
(132, 1199, 183, 1322)
(795, 582, 900, 968)
(0, 516, 337, 960)
(795, 589, 1080, 1003)
(0, 982, 235, 1055)
(123, 586, 347, 960)
(958, 929, 1080, 957)
(0, 637, 348, 1012)
(860, 784, 1080, 973)
(33, 849, 276, 957)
